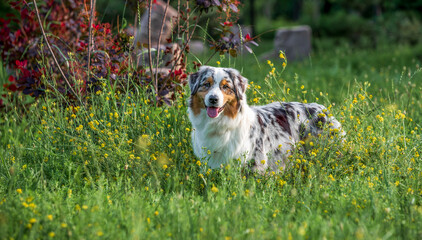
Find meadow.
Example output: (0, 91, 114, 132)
(0, 41, 421, 239)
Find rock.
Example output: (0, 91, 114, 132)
(188, 40, 206, 55)
(259, 51, 277, 62)
(137, 43, 183, 70)
(135, 0, 178, 46)
(274, 25, 312, 61)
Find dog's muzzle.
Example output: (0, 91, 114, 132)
(205, 93, 225, 118)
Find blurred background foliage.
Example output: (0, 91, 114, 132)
(84, 0, 422, 46)
(243, 0, 422, 46)
(2, 0, 420, 47)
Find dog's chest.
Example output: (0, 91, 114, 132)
(190, 111, 253, 167)
(197, 122, 250, 152)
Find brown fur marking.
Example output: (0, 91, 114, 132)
(191, 77, 215, 116)
(204, 77, 214, 87)
(220, 79, 239, 119)
(191, 91, 207, 116)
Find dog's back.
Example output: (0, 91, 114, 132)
(249, 102, 344, 172)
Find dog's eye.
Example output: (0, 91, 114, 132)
(203, 82, 211, 88)
(223, 85, 230, 90)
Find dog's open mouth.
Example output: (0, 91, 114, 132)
(206, 106, 224, 118)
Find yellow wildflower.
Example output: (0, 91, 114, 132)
(211, 185, 219, 193)
(279, 51, 285, 59)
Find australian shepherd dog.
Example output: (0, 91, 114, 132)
(188, 66, 344, 173)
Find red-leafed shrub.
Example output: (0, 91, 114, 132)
(0, 0, 255, 109)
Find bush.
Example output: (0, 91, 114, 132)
(300, 0, 422, 46)
(0, 0, 257, 109)
(378, 11, 422, 45)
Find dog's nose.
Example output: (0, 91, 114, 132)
(208, 95, 218, 104)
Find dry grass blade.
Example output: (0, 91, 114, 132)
(87, 0, 97, 90)
(32, 0, 79, 99)
(160, 11, 202, 94)
(147, 0, 155, 98)
(155, 0, 171, 87)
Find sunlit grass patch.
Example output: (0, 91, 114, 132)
(1, 43, 421, 239)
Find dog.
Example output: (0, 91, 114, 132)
(188, 66, 344, 173)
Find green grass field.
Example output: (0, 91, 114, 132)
(0, 42, 421, 239)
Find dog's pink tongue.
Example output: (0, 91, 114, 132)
(207, 107, 219, 118)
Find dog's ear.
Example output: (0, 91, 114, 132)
(189, 66, 213, 95)
(226, 68, 248, 100)
(188, 71, 201, 95)
(235, 73, 248, 96)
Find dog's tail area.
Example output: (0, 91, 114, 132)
(300, 104, 346, 142)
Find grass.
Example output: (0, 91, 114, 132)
(0, 41, 421, 239)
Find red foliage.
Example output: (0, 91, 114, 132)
(245, 33, 251, 41)
(0, 0, 253, 109)
(0, 0, 88, 102)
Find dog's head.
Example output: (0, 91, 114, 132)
(188, 66, 248, 119)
